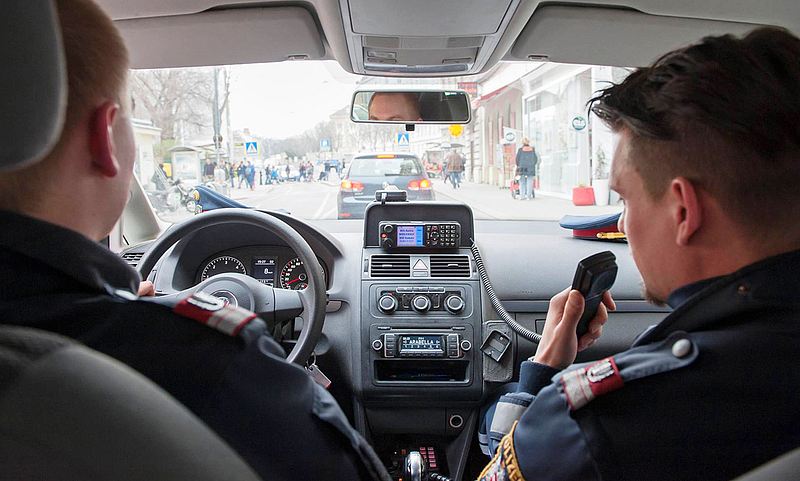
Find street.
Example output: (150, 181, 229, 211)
(214, 178, 623, 221)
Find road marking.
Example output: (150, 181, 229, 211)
(313, 189, 336, 219)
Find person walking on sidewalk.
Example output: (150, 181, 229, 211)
(446, 149, 465, 189)
(515, 138, 539, 199)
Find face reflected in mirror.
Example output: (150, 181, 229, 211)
(368, 92, 423, 122)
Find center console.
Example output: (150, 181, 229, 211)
(354, 200, 483, 480)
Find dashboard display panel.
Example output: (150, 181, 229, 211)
(399, 335, 444, 355)
(396, 225, 424, 247)
(252, 257, 277, 286)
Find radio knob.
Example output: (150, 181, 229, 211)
(378, 295, 398, 313)
(382, 224, 394, 233)
(372, 339, 384, 351)
(445, 295, 465, 314)
(381, 238, 394, 249)
(411, 295, 431, 313)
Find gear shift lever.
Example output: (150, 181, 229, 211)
(404, 451, 425, 481)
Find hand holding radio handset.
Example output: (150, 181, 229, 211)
(533, 252, 618, 370)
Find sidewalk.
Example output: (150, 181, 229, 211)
(432, 179, 622, 221)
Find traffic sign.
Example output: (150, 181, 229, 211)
(245, 141, 259, 155)
(449, 125, 463, 137)
(320, 139, 331, 152)
(397, 132, 410, 147)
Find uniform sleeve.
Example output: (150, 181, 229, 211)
(482, 361, 559, 455)
(197, 332, 389, 481)
(480, 382, 600, 481)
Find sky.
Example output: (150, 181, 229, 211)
(228, 61, 363, 139)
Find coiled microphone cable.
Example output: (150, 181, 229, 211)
(470, 240, 541, 344)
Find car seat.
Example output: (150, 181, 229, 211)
(0, 3, 261, 480)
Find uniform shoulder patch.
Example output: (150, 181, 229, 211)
(174, 292, 257, 337)
(560, 357, 624, 411)
(479, 421, 527, 481)
(558, 332, 698, 411)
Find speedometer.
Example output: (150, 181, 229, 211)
(200, 256, 246, 281)
(280, 257, 310, 290)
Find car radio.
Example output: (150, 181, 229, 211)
(379, 222, 461, 249)
(372, 332, 472, 359)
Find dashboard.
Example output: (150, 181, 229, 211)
(195, 246, 328, 290)
(123, 206, 668, 481)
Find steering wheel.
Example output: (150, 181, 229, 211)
(136, 208, 326, 365)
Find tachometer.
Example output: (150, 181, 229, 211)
(280, 257, 310, 290)
(200, 256, 246, 281)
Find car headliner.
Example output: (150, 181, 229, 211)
(96, 0, 798, 73)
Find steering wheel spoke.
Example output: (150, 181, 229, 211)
(136, 208, 326, 364)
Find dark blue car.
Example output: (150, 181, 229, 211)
(337, 153, 434, 219)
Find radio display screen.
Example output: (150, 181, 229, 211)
(399, 335, 444, 354)
(397, 225, 424, 247)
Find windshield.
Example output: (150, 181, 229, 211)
(349, 156, 422, 177)
(130, 61, 629, 224)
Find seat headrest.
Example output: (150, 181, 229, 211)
(0, 1, 67, 172)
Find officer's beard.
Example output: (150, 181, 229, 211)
(642, 283, 667, 307)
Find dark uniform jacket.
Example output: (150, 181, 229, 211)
(481, 249, 800, 481)
(0, 211, 390, 481)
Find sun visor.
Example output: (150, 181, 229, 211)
(508, 5, 766, 67)
(117, 7, 326, 69)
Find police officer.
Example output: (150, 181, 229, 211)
(0, 1, 389, 480)
(479, 28, 800, 481)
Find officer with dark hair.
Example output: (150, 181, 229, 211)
(479, 27, 800, 481)
(0, 1, 390, 480)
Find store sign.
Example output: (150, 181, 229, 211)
(502, 127, 521, 144)
(571, 115, 587, 131)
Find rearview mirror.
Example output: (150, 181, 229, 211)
(350, 90, 471, 124)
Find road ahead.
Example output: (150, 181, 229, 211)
(158, 178, 622, 222)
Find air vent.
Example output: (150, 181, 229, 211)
(121, 252, 143, 267)
(430, 255, 471, 278)
(370, 255, 411, 278)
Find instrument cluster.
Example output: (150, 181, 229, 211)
(196, 246, 327, 290)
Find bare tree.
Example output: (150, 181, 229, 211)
(131, 68, 216, 140)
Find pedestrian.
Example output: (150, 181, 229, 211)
(514, 138, 539, 199)
(445, 149, 464, 189)
(246, 160, 256, 191)
(202, 158, 215, 182)
(226, 162, 234, 188)
(213, 162, 226, 185)
(237, 161, 247, 189)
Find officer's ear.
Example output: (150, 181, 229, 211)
(88, 101, 121, 178)
(669, 177, 702, 246)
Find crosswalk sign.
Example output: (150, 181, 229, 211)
(245, 141, 258, 155)
(397, 132, 410, 147)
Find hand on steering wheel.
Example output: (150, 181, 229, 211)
(136, 208, 326, 365)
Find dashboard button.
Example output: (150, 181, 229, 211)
(378, 294, 398, 313)
(445, 295, 465, 314)
(372, 339, 383, 351)
(412, 295, 431, 312)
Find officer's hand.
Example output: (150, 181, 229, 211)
(137, 281, 155, 297)
(533, 288, 615, 370)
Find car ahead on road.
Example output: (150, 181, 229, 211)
(336, 153, 434, 219)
